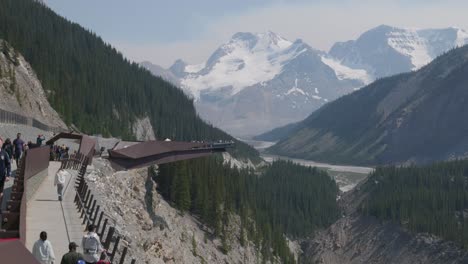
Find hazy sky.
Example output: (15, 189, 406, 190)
(44, 0, 468, 67)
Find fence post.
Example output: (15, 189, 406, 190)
(119, 247, 128, 264)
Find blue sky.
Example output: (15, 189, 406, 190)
(44, 0, 468, 67)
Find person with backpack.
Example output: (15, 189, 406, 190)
(54, 169, 69, 201)
(60, 242, 84, 264)
(32, 231, 56, 264)
(82, 224, 106, 264)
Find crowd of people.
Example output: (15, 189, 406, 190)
(32, 224, 108, 264)
(0, 132, 72, 213)
(50, 144, 71, 161)
(1, 133, 28, 214)
(1, 132, 108, 263)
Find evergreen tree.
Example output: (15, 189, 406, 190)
(361, 160, 468, 247)
(155, 156, 339, 263)
(0, 0, 260, 162)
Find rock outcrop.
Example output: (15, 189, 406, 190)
(87, 158, 265, 264)
(301, 183, 468, 264)
(132, 116, 156, 141)
(0, 40, 66, 128)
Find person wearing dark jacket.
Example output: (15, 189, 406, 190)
(0, 148, 11, 214)
(60, 242, 84, 264)
(13, 133, 25, 167)
(1, 138, 13, 177)
(36, 134, 46, 146)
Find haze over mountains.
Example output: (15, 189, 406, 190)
(143, 25, 468, 137)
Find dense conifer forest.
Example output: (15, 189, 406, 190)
(0, 0, 259, 162)
(156, 158, 340, 263)
(361, 160, 468, 247)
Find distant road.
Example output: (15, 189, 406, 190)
(261, 154, 374, 174)
(241, 139, 373, 174)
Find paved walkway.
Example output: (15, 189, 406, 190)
(26, 161, 85, 260)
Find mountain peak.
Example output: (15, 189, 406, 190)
(228, 31, 292, 51)
(231, 32, 257, 41)
(169, 59, 188, 77)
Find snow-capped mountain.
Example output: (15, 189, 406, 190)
(142, 26, 468, 137)
(160, 31, 359, 136)
(328, 25, 468, 79)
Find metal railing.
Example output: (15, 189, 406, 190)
(63, 154, 137, 264)
(0, 108, 62, 133)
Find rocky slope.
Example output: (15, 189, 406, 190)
(87, 158, 270, 264)
(0, 40, 66, 128)
(269, 44, 468, 165)
(301, 182, 468, 264)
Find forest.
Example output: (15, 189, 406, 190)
(361, 160, 468, 247)
(0, 0, 259, 162)
(156, 157, 340, 263)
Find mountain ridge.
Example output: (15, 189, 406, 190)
(268, 44, 468, 165)
(143, 25, 468, 137)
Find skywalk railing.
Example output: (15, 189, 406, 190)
(62, 153, 137, 264)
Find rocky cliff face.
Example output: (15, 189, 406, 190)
(87, 158, 269, 264)
(0, 40, 66, 128)
(132, 116, 156, 141)
(300, 183, 468, 264)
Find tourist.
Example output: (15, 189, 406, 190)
(1, 138, 12, 178)
(60, 242, 84, 264)
(32, 231, 56, 264)
(54, 169, 68, 201)
(37, 134, 46, 146)
(0, 147, 11, 214)
(13, 133, 25, 167)
(2, 138, 13, 157)
(82, 224, 106, 264)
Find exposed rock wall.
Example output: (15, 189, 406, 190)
(0, 40, 66, 128)
(132, 116, 156, 141)
(87, 158, 265, 264)
(301, 185, 468, 264)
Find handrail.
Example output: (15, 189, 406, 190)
(0, 107, 63, 133)
(64, 154, 136, 264)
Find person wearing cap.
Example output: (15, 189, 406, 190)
(82, 224, 106, 264)
(60, 242, 84, 264)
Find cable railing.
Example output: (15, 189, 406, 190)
(0, 108, 62, 133)
(62, 153, 137, 264)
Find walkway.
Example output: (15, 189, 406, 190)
(25, 161, 85, 260)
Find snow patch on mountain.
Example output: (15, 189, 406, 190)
(386, 29, 432, 69)
(179, 32, 309, 100)
(456, 28, 468, 46)
(285, 79, 308, 96)
(321, 56, 372, 84)
(184, 63, 205, 73)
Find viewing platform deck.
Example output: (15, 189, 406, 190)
(25, 161, 85, 259)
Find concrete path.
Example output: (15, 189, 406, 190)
(26, 161, 85, 260)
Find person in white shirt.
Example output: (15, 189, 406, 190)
(82, 224, 106, 264)
(54, 169, 68, 201)
(32, 231, 56, 264)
